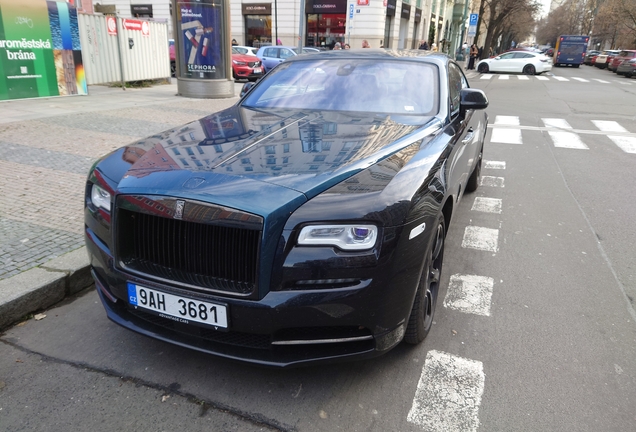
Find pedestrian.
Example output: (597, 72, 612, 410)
(344, 43, 350, 49)
(418, 40, 429, 50)
(379, 40, 384, 48)
(231, 39, 238, 46)
(467, 43, 478, 69)
(362, 39, 370, 48)
(276, 38, 282, 45)
(333, 42, 342, 50)
(431, 43, 437, 52)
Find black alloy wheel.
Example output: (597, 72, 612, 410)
(523, 64, 536, 75)
(477, 63, 489, 73)
(465, 145, 482, 193)
(405, 215, 446, 344)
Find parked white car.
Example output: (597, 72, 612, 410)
(477, 51, 552, 75)
(232, 45, 259, 56)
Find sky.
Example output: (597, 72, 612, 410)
(539, 0, 552, 18)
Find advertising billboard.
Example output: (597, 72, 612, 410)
(0, 0, 86, 101)
(177, 0, 225, 80)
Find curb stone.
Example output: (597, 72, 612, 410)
(0, 247, 91, 330)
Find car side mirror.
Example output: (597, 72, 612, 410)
(494, 56, 501, 60)
(240, 81, 256, 98)
(460, 88, 489, 113)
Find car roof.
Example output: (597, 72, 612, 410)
(282, 49, 452, 65)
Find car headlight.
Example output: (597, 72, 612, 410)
(91, 184, 111, 212)
(298, 224, 378, 251)
(233, 60, 246, 65)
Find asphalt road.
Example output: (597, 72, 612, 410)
(1, 66, 635, 432)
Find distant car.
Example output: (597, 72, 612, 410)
(476, 51, 552, 75)
(231, 48, 263, 82)
(616, 58, 636, 78)
(255, 45, 318, 72)
(232, 45, 259, 56)
(584, 50, 600, 65)
(595, 50, 620, 69)
(169, 39, 175, 77)
(84, 50, 489, 367)
(610, 50, 636, 73)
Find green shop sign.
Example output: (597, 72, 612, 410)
(0, 0, 86, 101)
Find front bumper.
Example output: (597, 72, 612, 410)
(86, 224, 417, 368)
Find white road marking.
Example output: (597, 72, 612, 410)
(480, 74, 493, 80)
(593, 79, 610, 83)
(444, 274, 495, 316)
(572, 77, 589, 82)
(542, 118, 588, 149)
(614, 80, 631, 85)
(491, 116, 522, 144)
(481, 176, 505, 188)
(407, 350, 485, 432)
(542, 118, 572, 129)
(494, 116, 520, 125)
(462, 226, 499, 252)
(499, 75, 510, 80)
(491, 128, 522, 144)
(552, 76, 569, 81)
(517, 75, 529, 80)
(607, 136, 636, 153)
(535, 76, 549, 81)
(548, 131, 589, 149)
(484, 160, 506, 169)
(472, 197, 502, 214)
(592, 120, 628, 133)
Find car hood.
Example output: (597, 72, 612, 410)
(96, 106, 437, 210)
(232, 53, 259, 63)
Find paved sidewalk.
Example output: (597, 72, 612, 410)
(0, 81, 241, 328)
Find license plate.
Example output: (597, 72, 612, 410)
(253, 67, 262, 73)
(127, 283, 228, 329)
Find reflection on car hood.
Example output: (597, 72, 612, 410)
(106, 106, 436, 199)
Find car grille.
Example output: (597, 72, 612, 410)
(248, 61, 260, 67)
(116, 195, 262, 296)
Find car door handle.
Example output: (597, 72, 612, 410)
(462, 128, 475, 144)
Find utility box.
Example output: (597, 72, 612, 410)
(172, 0, 233, 98)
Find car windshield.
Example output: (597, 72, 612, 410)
(241, 58, 439, 115)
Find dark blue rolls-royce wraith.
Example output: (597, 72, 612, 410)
(84, 50, 489, 367)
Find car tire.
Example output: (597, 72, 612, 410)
(170, 61, 176, 78)
(477, 63, 489, 73)
(465, 144, 483, 193)
(404, 214, 445, 345)
(523, 64, 536, 75)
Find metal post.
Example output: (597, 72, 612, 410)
(298, 0, 305, 51)
(275, 0, 278, 45)
(115, 15, 126, 90)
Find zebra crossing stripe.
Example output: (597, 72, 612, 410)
(607, 136, 636, 153)
(536, 76, 549, 81)
(472, 197, 502, 214)
(491, 115, 522, 144)
(572, 77, 589, 82)
(444, 274, 495, 316)
(462, 226, 499, 252)
(542, 118, 588, 149)
(553, 76, 569, 81)
(484, 160, 506, 169)
(480, 74, 494, 80)
(407, 350, 485, 432)
(481, 176, 505, 187)
(593, 79, 610, 83)
(499, 75, 510, 80)
(592, 120, 628, 133)
(518, 75, 529, 80)
(614, 80, 632, 85)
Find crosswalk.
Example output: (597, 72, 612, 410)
(489, 116, 636, 153)
(475, 74, 631, 84)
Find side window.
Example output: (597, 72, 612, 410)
(280, 49, 294, 59)
(448, 63, 464, 117)
(263, 48, 275, 57)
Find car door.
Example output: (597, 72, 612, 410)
(260, 47, 278, 72)
(492, 52, 515, 72)
(446, 62, 480, 199)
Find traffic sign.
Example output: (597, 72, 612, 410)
(349, 3, 354, 19)
(469, 13, 479, 25)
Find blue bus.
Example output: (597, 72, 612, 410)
(553, 35, 589, 67)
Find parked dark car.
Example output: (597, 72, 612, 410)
(616, 58, 636, 77)
(584, 50, 600, 65)
(84, 50, 489, 367)
(610, 50, 636, 73)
